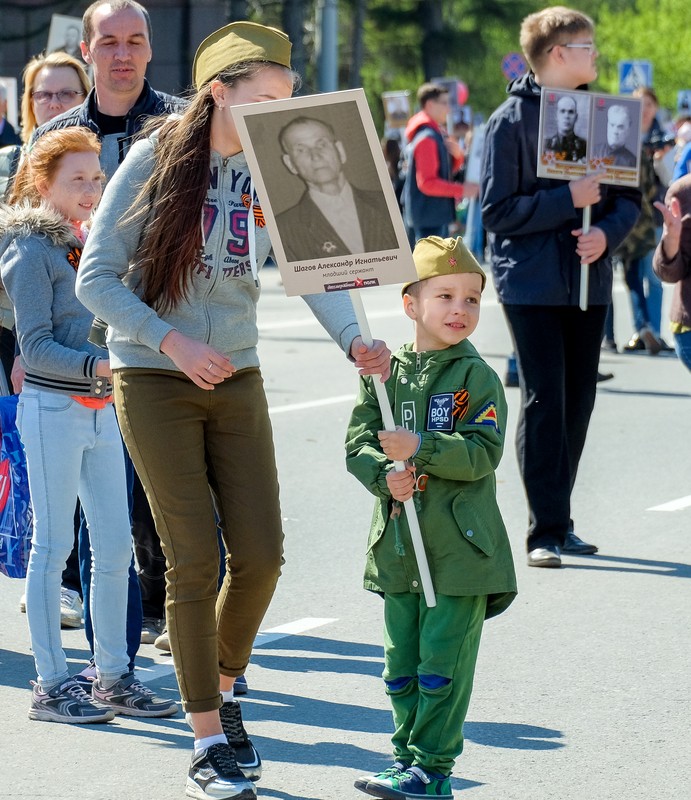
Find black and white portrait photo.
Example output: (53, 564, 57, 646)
(47, 14, 87, 64)
(274, 111, 398, 262)
(590, 96, 641, 171)
(232, 89, 414, 296)
(537, 87, 590, 180)
(542, 91, 589, 163)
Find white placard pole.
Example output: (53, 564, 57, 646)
(349, 289, 436, 607)
(579, 205, 592, 311)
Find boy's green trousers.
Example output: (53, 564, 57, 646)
(383, 592, 487, 775)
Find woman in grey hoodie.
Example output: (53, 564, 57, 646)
(76, 21, 389, 800)
(0, 127, 175, 725)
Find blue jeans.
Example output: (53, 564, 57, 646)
(79, 447, 142, 673)
(626, 237, 663, 336)
(674, 330, 691, 372)
(17, 389, 132, 687)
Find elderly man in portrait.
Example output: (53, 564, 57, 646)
(53, 24, 86, 62)
(592, 104, 638, 167)
(276, 115, 398, 261)
(544, 94, 586, 162)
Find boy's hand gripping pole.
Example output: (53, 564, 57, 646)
(579, 205, 592, 311)
(350, 290, 437, 607)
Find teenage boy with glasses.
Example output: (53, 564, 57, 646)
(480, 6, 640, 568)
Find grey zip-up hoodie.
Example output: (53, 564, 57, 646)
(76, 136, 360, 371)
(0, 202, 109, 397)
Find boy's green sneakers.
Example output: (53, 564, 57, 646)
(354, 761, 411, 795)
(365, 765, 453, 800)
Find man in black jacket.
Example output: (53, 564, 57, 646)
(34, 0, 185, 181)
(481, 7, 640, 569)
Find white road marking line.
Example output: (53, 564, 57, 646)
(253, 617, 337, 646)
(137, 617, 337, 683)
(647, 495, 691, 512)
(269, 395, 353, 414)
(258, 308, 400, 331)
(258, 299, 501, 332)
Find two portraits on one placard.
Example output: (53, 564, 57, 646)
(538, 88, 642, 186)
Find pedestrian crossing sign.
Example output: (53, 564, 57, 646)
(618, 61, 653, 94)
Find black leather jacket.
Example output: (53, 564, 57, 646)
(31, 79, 186, 146)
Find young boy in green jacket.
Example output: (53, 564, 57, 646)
(345, 236, 517, 800)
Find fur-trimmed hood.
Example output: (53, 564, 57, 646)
(0, 201, 82, 260)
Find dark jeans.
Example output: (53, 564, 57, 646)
(61, 517, 82, 596)
(504, 304, 607, 551)
(131, 472, 167, 619)
(0, 326, 15, 395)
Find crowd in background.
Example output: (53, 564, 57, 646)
(382, 81, 691, 368)
(0, 4, 689, 800)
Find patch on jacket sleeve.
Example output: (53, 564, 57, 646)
(469, 401, 500, 433)
(452, 389, 470, 422)
(426, 392, 454, 431)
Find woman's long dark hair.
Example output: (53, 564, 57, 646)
(131, 61, 294, 314)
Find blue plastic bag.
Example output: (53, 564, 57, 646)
(0, 395, 33, 579)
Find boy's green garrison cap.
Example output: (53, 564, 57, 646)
(403, 235, 486, 293)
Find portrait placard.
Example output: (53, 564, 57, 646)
(47, 14, 87, 64)
(231, 88, 416, 297)
(0, 77, 19, 127)
(382, 91, 410, 130)
(537, 88, 642, 187)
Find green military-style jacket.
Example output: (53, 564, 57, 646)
(346, 339, 517, 619)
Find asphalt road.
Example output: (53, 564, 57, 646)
(1, 266, 689, 800)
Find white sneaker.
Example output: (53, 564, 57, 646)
(19, 593, 26, 613)
(140, 617, 164, 644)
(60, 588, 83, 629)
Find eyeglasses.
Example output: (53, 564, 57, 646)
(31, 90, 84, 105)
(548, 42, 596, 54)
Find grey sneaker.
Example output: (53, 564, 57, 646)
(186, 742, 256, 800)
(29, 678, 114, 724)
(219, 700, 261, 781)
(91, 672, 178, 717)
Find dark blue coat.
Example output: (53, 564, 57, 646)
(480, 73, 641, 306)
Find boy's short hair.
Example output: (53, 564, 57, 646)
(417, 82, 448, 108)
(520, 6, 594, 73)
